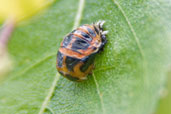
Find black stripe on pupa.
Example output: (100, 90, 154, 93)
(71, 37, 90, 50)
(57, 51, 64, 68)
(62, 34, 73, 47)
(80, 31, 92, 42)
(80, 54, 95, 72)
(65, 56, 80, 71)
(87, 27, 96, 37)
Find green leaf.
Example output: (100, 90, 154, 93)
(0, 0, 171, 114)
(155, 71, 171, 114)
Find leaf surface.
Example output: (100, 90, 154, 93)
(0, 0, 171, 114)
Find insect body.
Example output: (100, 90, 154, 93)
(56, 21, 108, 81)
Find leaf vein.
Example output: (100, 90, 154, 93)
(92, 73, 106, 114)
(38, 73, 60, 114)
(73, 0, 85, 29)
(8, 53, 56, 80)
(38, 0, 85, 113)
(113, 0, 145, 58)
(112, 0, 149, 88)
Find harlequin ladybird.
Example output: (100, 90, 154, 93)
(56, 21, 108, 81)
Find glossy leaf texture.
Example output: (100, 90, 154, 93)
(0, 0, 171, 114)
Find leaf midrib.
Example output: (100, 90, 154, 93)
(38, 0, 85, 114)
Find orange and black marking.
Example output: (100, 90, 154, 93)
(56, 21, 108, 81)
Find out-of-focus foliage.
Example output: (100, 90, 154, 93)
(156, 71, 171, 114)
(0, 0, 53, 22)
(0, 48, 12, 80)
(0, 0, 53, 79)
